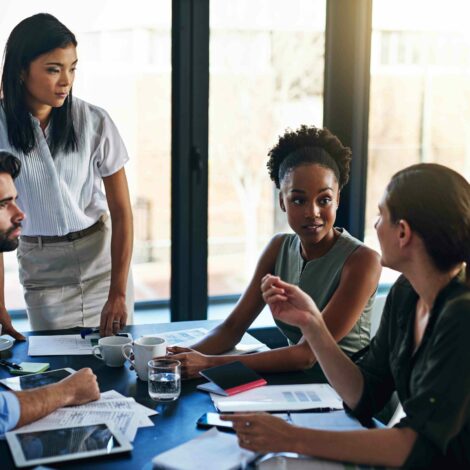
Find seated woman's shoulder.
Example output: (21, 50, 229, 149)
(345, 244, 381, 276)
(262, 233, 289, 255)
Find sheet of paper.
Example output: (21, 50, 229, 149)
(99, 391, 158, 418)
(68, 398, 138, 411)
(28, 334, 97, 356)
(286, 411, 366, 431)
(212, 384, 343, 412)
(17, 408, 140, 442)
(152, 428, 256, 470)
(145, 327, 267, 355)
(84, 395, 157, 426)
(257, 453, 351, 469)
(146, 327, 209, 346)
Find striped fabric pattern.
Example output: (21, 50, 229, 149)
(0, 97, 129, 236)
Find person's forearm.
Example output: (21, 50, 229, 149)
(204, 343, 315, 373)
(14, 383, 73, 428)
(109, 213, 133, 299)
(191, 323, 244, 355)
(302, 320, 364, 408)
(290, 426, 416, 468)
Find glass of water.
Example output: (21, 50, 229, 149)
(148, 359, 181, 402)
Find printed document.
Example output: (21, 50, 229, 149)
(152, 428, 256, 470)
(15, 390, 158, 442)
(15, 390, 157, 441)
(287, 411, 365, 431)
(17, 408, 140, 441)
(145, 327, 267, 355)
(28, 334, 97, 356)
(257, 453, 355, 469)
(212, 384, 343, 412)
(77, 391, 156, 427)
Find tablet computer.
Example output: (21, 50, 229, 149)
(6, 422, 133, 468)
(0, 368, 76, 392)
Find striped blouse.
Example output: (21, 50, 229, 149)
(0, 97, 129, 236)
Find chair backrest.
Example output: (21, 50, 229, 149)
(370, 294, 386, 338)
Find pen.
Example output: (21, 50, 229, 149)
(0, 359, 22, 370)
(80, 328, 129, 339)
(80, 328, 99, 339)
(312, 407, 340, 413)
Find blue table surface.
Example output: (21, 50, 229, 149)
(0, 321, 325, 470)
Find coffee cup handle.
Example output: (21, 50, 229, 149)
(92, 345, 104, 361)
(121, 344, 135, 366)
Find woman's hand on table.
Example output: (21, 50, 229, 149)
(100, 295, 128, 337)
(222, 413, 297, 454)
(0, 305, 26, 340)
(166, 346, 213, 379)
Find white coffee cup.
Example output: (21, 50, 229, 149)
(122, 336, 167, 381)
(92, 336, 132, 367)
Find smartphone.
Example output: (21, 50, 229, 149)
(196, 412, 234, 431)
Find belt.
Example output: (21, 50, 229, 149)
(21, 219, 104, 244)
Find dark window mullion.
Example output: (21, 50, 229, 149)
(323, 0, 373, 240)
(171, 0, 209, 321)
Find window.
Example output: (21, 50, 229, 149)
(366, 0, 470, 285)
(208, 0, 326, 306)
(1, 0, 171, 324)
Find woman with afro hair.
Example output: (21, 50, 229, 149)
(169, 125, 381, 380)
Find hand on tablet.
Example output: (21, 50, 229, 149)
(59, 368, 100, 406)
(13, 368, 100, 429)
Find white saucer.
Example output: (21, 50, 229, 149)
(0, 337, 13, 352)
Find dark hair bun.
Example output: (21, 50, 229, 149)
(267, 125, 352, 189)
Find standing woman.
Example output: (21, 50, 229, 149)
(229, 163, 470, 469)
(0, 13, 133, 337)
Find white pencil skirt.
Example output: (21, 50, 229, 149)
(17, 216, 134, 331)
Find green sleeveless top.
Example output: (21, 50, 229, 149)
(274, 228, 374, 357)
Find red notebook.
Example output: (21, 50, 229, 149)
(197, 361, 267, 396)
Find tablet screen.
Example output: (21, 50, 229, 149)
(19, 369, 71, 390)
(17, 424, 121, 461)
(0, 369, 74, 391)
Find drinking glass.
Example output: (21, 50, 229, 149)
(148, 359, 181, 402)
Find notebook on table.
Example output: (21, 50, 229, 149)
(197, 361, 267, 396)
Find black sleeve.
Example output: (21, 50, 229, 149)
(345, 288, 396, 423)
(396, 297, 470, 469)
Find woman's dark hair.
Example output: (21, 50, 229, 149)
(0, 151, 21, 178)
(0, 13, 78, 155)
(267, 125, 352, 190)
(386, 163, 470, 277)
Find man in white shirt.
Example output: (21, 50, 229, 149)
(0, 151, 100, 435)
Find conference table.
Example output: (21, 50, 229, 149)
(0, 320, 339, 470)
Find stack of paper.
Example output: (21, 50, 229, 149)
(281, 411, 366, 431)
(28, 328, 268, 356)
(211, 384, 343, 412)
(28, 334, 99, 356)
(257, 453, 354, 469)
(16, 390, 157, 442)
(145, 328, 268, 355)
(152, 428, 256, 470)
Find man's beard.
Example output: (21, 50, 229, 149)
(0, 224, 20, 252)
